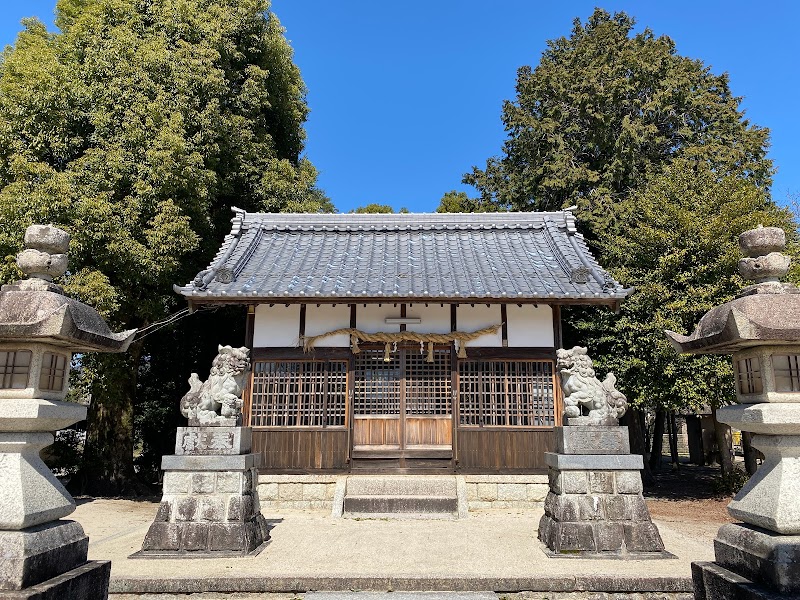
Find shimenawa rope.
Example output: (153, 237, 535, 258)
(301, 324, 502, 362)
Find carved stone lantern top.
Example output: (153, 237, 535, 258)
(665, 225, 800, 355)
(0, 225, 135, 353)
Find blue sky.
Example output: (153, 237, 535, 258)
(1, 1, 798, 213)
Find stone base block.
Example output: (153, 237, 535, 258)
(544, 452, 643, 471)
(161, 453, 259, 471)
(175, 426, 252, 456)
(136, 461, 268, 557)
(713, 523, 800, 595)
(538, 465, 666, 557)
(0, 520, 88, 590)
(0, 432, 78, 529)
(724, 434, 800, 534)
(538, 512, 665, 556)
(139, 516, 269, 555)
(555, 426, 630, 455)
(0, 560, 110, 599)
(692, 561, 788, 599)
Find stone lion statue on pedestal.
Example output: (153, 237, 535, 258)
(180, 345, 251, 426)
(556, 346, 627, 426)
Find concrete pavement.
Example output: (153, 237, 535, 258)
(72, 498, 713, 595)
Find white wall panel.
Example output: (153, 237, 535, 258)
(356, 304, 404, 334)
(459, 305, 503, 347)
(506, 304, 554, 347)
(305, 304, 351, 346)
(405, 303, 451, 334)
(253, 304, 300, 347)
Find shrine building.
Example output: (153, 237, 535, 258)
(174, 209, 629, 473)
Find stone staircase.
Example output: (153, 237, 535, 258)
(337, 475, 466, 519)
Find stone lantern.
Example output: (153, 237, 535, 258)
(0, 225, 135, 598)
(666, 225, 800, 598)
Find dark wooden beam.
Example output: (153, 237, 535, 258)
(451, 304, 457, 332)
(461, 347, 556, 360)
(244, 305, 255, 351)
(252, 347, 351, 360)
(400, 303, 407, 332)
(299, 304, 307, 339)
(500, 304, 508, 347)
(350, 304, 357, 328)
(552, 304, 563, 349)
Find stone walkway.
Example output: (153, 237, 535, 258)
(73, 498, 713, 596)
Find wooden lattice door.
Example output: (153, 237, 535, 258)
(352, 347, 453, 458)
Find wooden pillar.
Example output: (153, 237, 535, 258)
(552, 304, 562, 349)
(451, 304, 458, 467)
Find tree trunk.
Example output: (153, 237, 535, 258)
(69, 343, 151, 496)
(742, 431, 759, 476)
(667, 412, 680, 471)
(621, 407, 654, 486)
(712, 409, 734, 476)
(649, 409, 666, 471)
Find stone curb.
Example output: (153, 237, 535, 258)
(108, 574, 693, 594)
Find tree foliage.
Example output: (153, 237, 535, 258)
(349, 203, 409, 213)
(435, 190, 493, 213)
(0, 0, 330, 494)
(564, 160, 797, 413)
(465, 8, 789, 424)
(465, 9, 771, 238)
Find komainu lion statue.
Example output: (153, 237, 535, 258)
(556, 346, 627, 425)
(180, 345, 251, 426)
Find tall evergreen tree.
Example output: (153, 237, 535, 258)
(463, 8, 790, 473)
(465, 9, 772, 237)
(0, 0, 331, 494)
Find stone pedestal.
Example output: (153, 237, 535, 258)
(538, 426, 667, 557)
(0, 410, 112, 598)
(135, 426, 269, 557)
(0, 520, 110, 599)
(694, 523, 800, 598)
(717, 404, 800, 534)
(691, 405, 800, 598)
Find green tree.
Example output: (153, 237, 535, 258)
(350, 203, 397, 214)
(465, 9, 771, 237)
(463, 8, 783, 475)
(0, 0, 331, 494)
(564, 159, 796, 473)
(435, 190, 493, 213)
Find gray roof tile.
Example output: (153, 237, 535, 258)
(176, 210, 631, 304)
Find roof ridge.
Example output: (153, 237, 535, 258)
(239, 211, 569, 233)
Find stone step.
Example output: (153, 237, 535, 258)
(345, 475, 457, 497)
(344, 494, 458, 514)
(306, 593, 496, 600)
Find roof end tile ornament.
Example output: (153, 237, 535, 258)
(189, 207, 249, 290)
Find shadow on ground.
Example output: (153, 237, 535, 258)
(644, 463, 723, 500)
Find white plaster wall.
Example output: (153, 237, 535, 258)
(506, 304, 554, 347)
(253, 304, 301, 347)
(252, 302, 554, 349)
(305, 304, 351, 346)
(405, 303, 451, 334)
(356, 304, 405, 334)
(459, 305, 503, 347)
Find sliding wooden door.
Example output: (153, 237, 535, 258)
(352, 347, 452, 458)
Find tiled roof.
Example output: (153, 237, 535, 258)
(175, 209, 631, 304)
